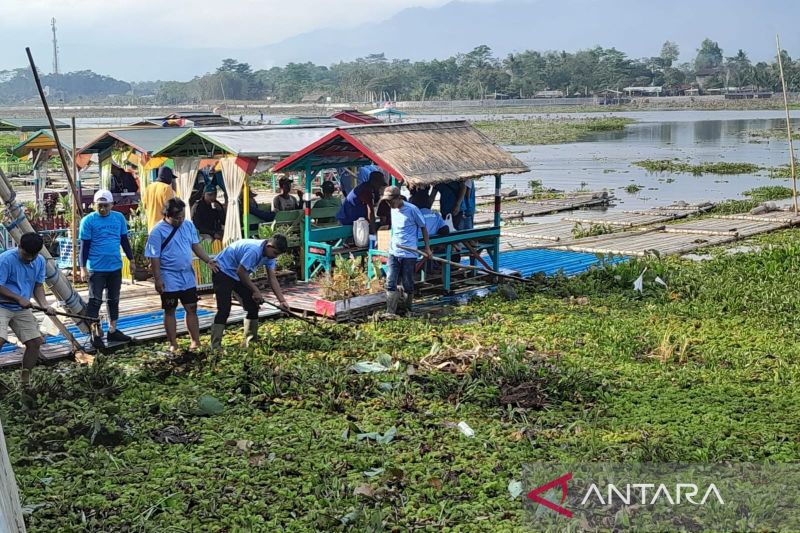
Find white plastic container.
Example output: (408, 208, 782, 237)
(353, 217, 369, 247)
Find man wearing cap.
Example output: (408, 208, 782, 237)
(383, 186, 431, 316)
(191, 185, 226, 241)
(146, 197, 219, 353)
(79, 189, 135, 349)
(0, 233, 55, 385)
(210, 235, 290, 349)
(141, 166, 176, 231)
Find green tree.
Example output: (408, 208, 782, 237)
(695, 38, 723, 71)
(660, 41, 680, 68)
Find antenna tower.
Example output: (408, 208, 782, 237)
(51, 18, 60, 75)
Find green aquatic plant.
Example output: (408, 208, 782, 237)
(633, 159, 761, 175)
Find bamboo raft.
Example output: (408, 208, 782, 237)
(549, 210, 800, 256)
(474, 192, 610, 224)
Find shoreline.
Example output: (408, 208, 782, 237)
(1, 96, 798, 120)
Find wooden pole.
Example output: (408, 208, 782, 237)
(25, 47, 83, 215)
(0, 419, 26, 533)
(70, 117, 79, 283)
(776, 35, 798, 213)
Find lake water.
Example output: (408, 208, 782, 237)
(483, 111, 800, 216)
(75, 110, 800, 215)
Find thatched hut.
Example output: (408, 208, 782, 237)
(271, 120, 529, 287)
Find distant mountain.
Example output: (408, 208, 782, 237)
(3, 0, 796, 82)
(240, 0, 798, 70)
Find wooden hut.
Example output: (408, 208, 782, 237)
(271, 120, 530, 289)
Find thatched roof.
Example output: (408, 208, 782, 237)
(271, 120, 530, 186)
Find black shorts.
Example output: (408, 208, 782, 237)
(161, 288, 199, 310)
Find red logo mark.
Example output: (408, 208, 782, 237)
(527, 472, 573, 518)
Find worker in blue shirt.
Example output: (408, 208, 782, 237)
(434, 180, 467, 230)
(145, 198, 219, 353)
(210, 236, 289, 349)
(383, 186, 431, 316)
(0, 233, 54, 385)
(79, 189, 135, 349)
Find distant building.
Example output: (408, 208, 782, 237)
(301, 92, 328, 104)
(534, 90, 564, 98)
(330, 109, 382, 125)
(622, 86, 663, 97)
(128, 112, 236, 127)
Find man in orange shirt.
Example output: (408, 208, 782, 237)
(141, 166, 176, 231)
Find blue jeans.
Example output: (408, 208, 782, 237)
(459, 213, 474, 230)
(87, 269, 122, 321)
(386, 255, 416, 294)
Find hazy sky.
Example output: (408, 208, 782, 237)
(1, 0, 796, 81)
(0, 0, 454, 73)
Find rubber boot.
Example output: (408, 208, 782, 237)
(403, 293, 413, 316)
(244, 319, 259, 347)
(385, 291, 401, 316)
(210, 324, 225, 350)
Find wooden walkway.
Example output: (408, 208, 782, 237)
(0, 283, 332, 369)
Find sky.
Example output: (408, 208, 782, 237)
(1, 0, 797, 81)
(0, 0, 454, 76)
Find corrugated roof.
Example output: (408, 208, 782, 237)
(152, 125, 335, 160)
(0, 118, 69, 132)
(331, 109, 382, 125)
(272, 120, 530, 186)
(79, 127, 190, 155)
(13, 128, 118, 157)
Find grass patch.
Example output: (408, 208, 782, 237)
(5, 226, 800, 530)
(742, 185, 794, 202)
(633, 159, 762, 175)
(473, 117, 633, 145)
(572, 222, 615, 238)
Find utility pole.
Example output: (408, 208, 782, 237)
(51, 18, 60, 75)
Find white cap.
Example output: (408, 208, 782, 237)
(94, 189, 113, 204)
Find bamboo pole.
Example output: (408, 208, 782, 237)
(24, 48, 83, 216)
(71, 117, 79, 283)
(0, 167, 90, 332)
(776, 35, 798, 213)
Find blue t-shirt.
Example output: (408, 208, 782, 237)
(336, 182, 374, 225)
(0, 249, 45, 311)
(357, 164, 385, 185)
(390, 202, 426, 259)
(215, 239, 276, 281)
(144, 220, 200, 292)
(418, 208, 447, 238)
(79, 211, 128, 272)
(463, 179, 476, 216)
(435, 181, 465, 216)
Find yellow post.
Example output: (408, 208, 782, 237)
(243, 178, 250, 238)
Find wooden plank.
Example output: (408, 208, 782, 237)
(0, 419, 26, 533)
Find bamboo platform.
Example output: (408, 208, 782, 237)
(549, 209, 800, 256)
(474, 192, 610, 224)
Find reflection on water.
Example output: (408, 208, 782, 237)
(492, 115, 800, 215)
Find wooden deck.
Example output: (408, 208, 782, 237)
(0, 282, 334, 369)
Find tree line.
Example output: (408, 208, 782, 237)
(0, 38, 798, 105)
